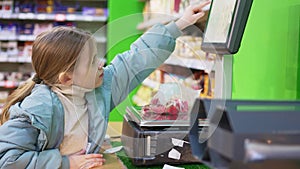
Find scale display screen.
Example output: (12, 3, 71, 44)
(201, 0, 253, 54)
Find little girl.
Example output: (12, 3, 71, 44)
(0, 2, 210, 169)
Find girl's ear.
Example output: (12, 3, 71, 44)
(58, 72, 73, 86)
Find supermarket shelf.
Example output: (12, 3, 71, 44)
(0, 57, 31, 63)
(0, 13, 107, 22)
(164, 55, 215, 72)
(137, 13, 207, 31)
(0, 81, 21, 88)
(0, 35, 107, 43)
(0, 35, 36, 41)
(63, 0, 107, 1)
(137, 14, 181, 30)
(142, 78, 160, 89)
(132, 95, 149, 106)
(0, 57, 107, 64)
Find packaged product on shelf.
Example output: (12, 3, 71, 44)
(95, 8, 106, 16)
(0, 71, 33, 88)
(16, 41, 30, 62)
(0, 91, 9, 101)
(16, 41, 24, 59)
(0, 23, 17, 40)
(0, 91, 9, 108)
(22, 41, 33, 58)
(18, 23, 34, 36)
(46, 0, 54, 13)
(36, 0, 54, 13)
(7, 41, 18, 58)
(184, 71, 203, 90)
(178, 0, 190, 14)
(0, 42, 8, 59)
(189, 0, 210, 5)
(67, 7, 76, 14)
(1, 0, 13, 14)
(140, 0, 182, 23)
(174, 0, 181, 13)
(82, 7, 106, 16)
(174, 36, 206, 59)
(0, 72, 5, 82)
(142, 1, 151, 21)
(54, 2, 79, 14)
(148, 69, 162, 82)
(199, 73, 213, 98)
(0, 45, 7, 61)
(53, 21, 76, 27)
(15, 0, 35, 13)
(0, 72, 15, 88)
(163, 72, 185, 84)
(133, 85, 154, 106)
(149, 0, 171, 18)
(207, 52, 217, 61)
(33, 23, 53, 36)
(54, 4, 68, 14)
(36, 0, 48, 13)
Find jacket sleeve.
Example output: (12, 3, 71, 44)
(106, 21, 182, 106)
(0, 118, 68, 169)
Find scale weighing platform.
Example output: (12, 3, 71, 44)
(121, 106, 209, 166)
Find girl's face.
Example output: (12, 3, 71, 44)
(72, 39, 104, 89)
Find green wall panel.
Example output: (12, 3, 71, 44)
(298, 10, 300, 100)
(107, 0, 145, 121)
(106, 0, 300, 121)
(232, 0, 300, 100)
(107, 0, 145, 63)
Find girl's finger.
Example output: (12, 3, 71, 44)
(81, 162, 103, 169)
(84, 153, 103, 159)
(195, 1, 211, 10)
(85, 157, 106, 164)
(193, 12, 205, 19)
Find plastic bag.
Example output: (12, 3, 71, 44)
(142, 83, 201, 121)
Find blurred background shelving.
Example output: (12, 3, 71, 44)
(132, 0, 216, 106)
(0, 0, 108, 111)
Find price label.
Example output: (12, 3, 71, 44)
(18, 13, 35, 19)
(55, 14, 66, 21)
(37, 14, 47, 20)
(7, 57, 18, 62)
(84, 15, 93, 21)
(0, 57, 7, 62)
(66, 14, 76, 21)
(18, 35, 27, 41)
(5, 81, 15, 88)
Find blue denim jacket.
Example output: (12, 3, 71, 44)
(0, 22, 182, 169)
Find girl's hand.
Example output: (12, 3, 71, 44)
(69, 149, 105, 169)
(175, 1, 211, 30)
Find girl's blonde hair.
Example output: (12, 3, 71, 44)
(1, 26, 92, 124)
